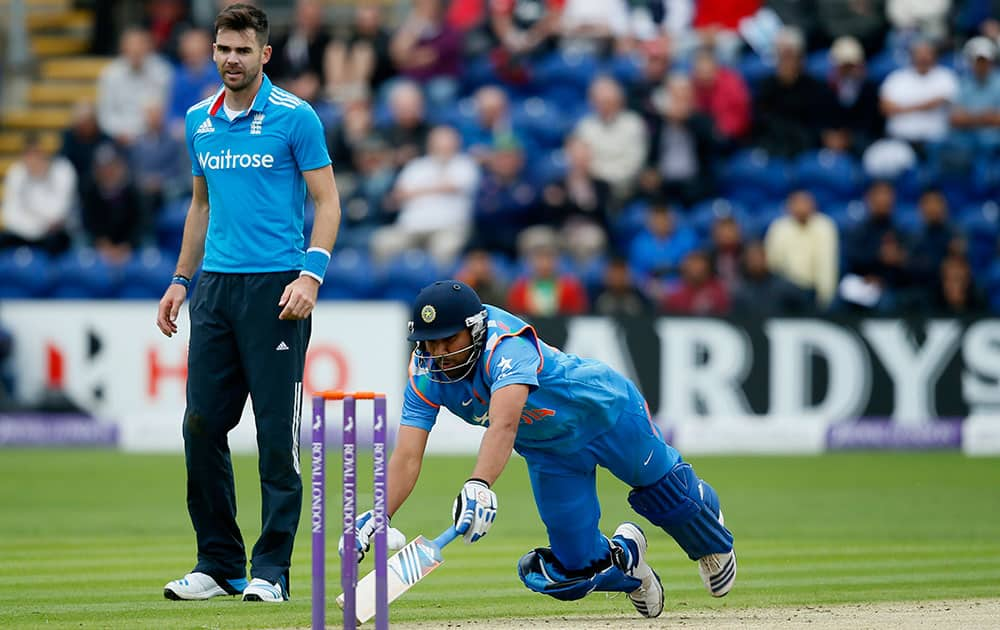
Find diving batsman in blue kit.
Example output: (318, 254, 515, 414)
(350, 280, 735, 617)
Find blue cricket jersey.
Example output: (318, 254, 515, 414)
(401, 306, 648, 452)
(184, 74, 331, 273)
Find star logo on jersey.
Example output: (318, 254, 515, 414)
(250, 112, 265, 135)
(195, 117, 215, 135)
(497, 356, 513, 374)
(421, 305, 436, 323)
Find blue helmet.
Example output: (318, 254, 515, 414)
(408, 281, 488, 382)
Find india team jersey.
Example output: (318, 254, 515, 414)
(401, 306, 643, 452)
(184, 74, 331, 273)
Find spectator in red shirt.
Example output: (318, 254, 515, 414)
(692, 46, 751, 144)
(507, 227, 589, 315)
(662, 250, 731, 315)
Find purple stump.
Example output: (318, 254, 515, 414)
(342, 396, 357, 630)
(373, 394, 388, 630)
(311, 396, 326, 630)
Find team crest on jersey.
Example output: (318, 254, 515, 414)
(195, 117, 215, 135)
(250, 112, 265, 135)
(421, 305, 436, 323)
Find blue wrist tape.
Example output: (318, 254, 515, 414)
(171, 275, 190, 290)
(300, 247, 331, 284)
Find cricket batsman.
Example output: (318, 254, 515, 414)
(347, 280, 736, 617)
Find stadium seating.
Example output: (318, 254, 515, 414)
(318, 248, 380, 300)
(49, 248, 119, 298)
(0, 247, 52, 298)
(377, 250, 442, 303)
(117, 248, 174, 299)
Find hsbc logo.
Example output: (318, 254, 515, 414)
(197, 149, 274, 170)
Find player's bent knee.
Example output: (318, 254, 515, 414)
(628, 462, 733, 560)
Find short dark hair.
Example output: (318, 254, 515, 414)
(215, 3, 269, 47)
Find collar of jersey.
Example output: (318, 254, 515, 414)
(208, 73, 274, 120)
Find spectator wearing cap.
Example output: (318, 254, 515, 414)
(764, 190, 839, 308)
(574, 75, 648, 200)
(879, 39, 959, 150)
(81, 144, 143, 264)
(507, 227, 589, 316)
(948, 36, 1000, 160)
(474, 133, 539, 258)
(753, 27, 837, 157)
(0, 133, 77, 255)
(824, 36, 883, 155)
(371, 125, 479, 267)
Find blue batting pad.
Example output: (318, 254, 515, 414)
(628, 461, 734, 560)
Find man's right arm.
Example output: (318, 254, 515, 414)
(387, 425, 430, 518)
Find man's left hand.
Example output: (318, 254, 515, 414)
(278, 275, 319, 320)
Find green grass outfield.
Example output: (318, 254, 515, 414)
(1, 450, 998, 629)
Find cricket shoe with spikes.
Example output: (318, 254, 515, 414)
(698, 510, 736, 597)
(163, 572, 247, 600)
(242, 577, 288, 602)
(612, 522, 664, 618)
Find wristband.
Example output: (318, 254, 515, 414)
(171, 274, 190, 290)
(300, 247, 331, 284)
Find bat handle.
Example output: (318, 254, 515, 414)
(433, 526, 461, 549)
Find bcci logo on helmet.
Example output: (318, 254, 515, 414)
(421, 305, 436, 323)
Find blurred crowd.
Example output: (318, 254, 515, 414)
(2, 0, 1000, 317)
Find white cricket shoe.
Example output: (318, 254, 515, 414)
(613, 522, 664, 618)
(163, 572, 240, 600)
(698, 509, 736, 597)
(242, 577, 287, 602)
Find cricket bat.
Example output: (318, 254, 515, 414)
(337, 526, 460, 624)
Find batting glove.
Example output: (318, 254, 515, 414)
(338, 510, 406, 562)
(453, 478, 498, 544)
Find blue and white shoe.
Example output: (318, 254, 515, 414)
(613, 522, 664, 618)
(698, 510, 736, 597)
(163, 572, 247, 600)
(242, 577, 288, 602)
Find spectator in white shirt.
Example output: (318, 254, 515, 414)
(371, 125, 480, 266)
(560, 0, 630, 56)
(879, 39, 959, 147)
(574, 75, 648, 200)
(0, 133, 77, 255)
(96, 27, 173, 146)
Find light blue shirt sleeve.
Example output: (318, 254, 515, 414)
(400, 366, 439, 432)
(488, 336, 540, 393)
(289, 105, 332, 172)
